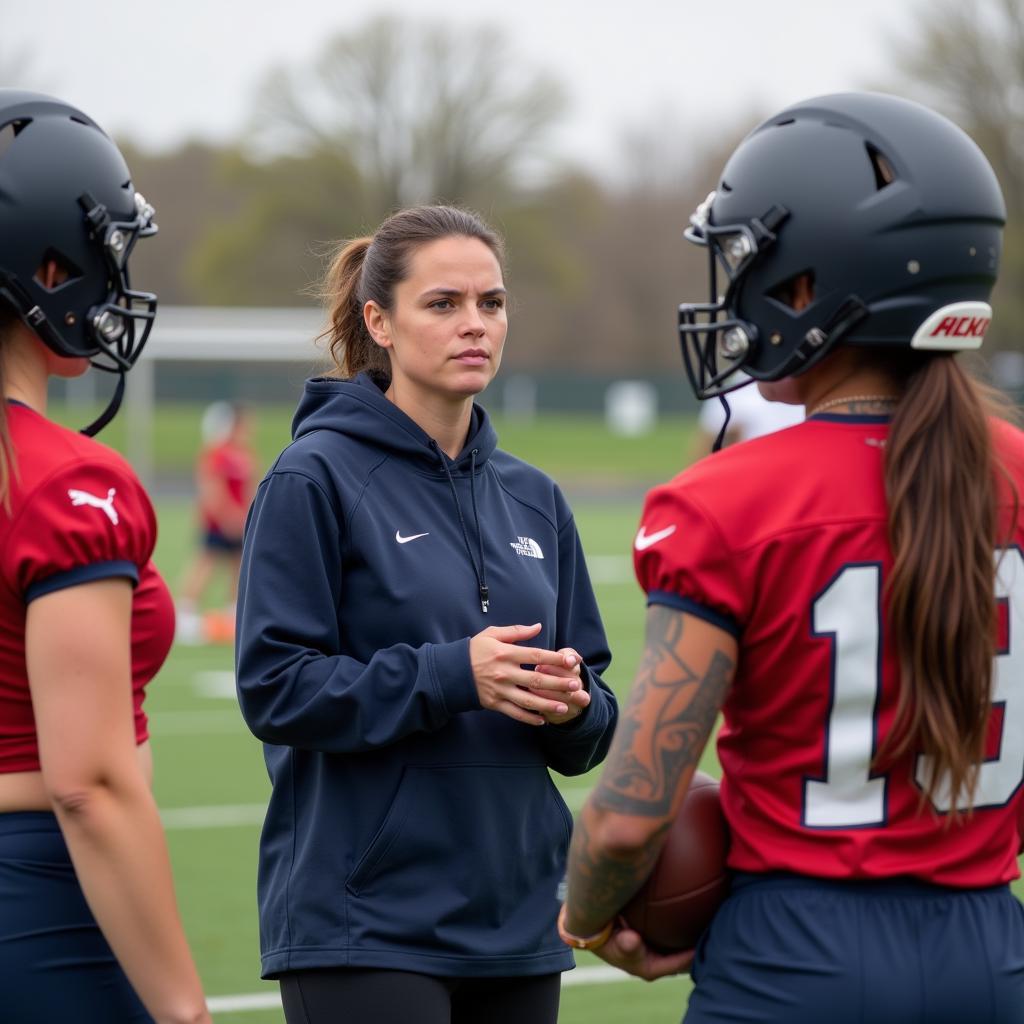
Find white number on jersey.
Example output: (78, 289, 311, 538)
(804, 551, 1024, 828)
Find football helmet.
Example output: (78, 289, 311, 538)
(0, 90, 157, 433)
(679, 92, 1006, 399)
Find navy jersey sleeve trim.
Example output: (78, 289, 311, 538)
(25, 560, 140, 603)
(646, 590, 741, 638)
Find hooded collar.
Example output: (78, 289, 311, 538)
(291, 371, 498, 474)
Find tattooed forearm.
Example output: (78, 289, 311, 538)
(564, 812, 668, 933)
(563, 608, 736, 934)
(593, 609, 733, 817)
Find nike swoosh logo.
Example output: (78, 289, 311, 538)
(395, 531, 430, 544)
(634, 524, 677, 551)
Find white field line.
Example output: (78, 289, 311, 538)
(207, 965, 652, 1014)
(208, 992, 280, 1013)
(194, 670, 240, 698)
(584, 555, 633, 585)
(161, 804, 267, 830)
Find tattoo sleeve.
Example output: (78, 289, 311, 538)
(564, 606, 734, 934)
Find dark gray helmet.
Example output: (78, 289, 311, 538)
(0, 90, 158, 432)
(679, 92, 1006, 399)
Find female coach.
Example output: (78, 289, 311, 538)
(562, 92, 1024, 1023)
(236, 204, 618, 1024)
(0, 92, 210, 1022)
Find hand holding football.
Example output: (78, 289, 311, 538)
(621, 770, 730, 952)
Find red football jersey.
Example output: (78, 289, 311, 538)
(0, 401, 174, 773)
(635, 412, 1024, 888)
(198, 440, 254, 533)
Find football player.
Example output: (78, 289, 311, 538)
(561, 92, 1024, 1023)
(0, 91, 210, 1022)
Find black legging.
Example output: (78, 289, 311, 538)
(280, 967, 561, 1024)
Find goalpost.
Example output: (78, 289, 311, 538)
(116, 306, 327, 485)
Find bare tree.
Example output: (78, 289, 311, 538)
(250, 15, 568, 215)
(889, 0, 1024, 349)
(895, 0, 1024, 206)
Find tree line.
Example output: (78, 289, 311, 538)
(6, 3, 1024, 373)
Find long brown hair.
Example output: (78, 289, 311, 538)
(317, 205, 505, 381)
(0, 302, 18, 513)
(880, 351, 1015, 813)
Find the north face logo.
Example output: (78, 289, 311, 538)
(510, 536, 544, 559)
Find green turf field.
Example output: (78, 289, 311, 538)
(49, 400, 698, 485)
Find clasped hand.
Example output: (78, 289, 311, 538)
(469, 622, 591, 726)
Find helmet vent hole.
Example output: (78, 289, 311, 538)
(69, 115, 90, 126)
(33, 249, 83, 291)
(775, 117, 796, 127)
(866, 143, 896, 190)
(768, 270, 816, 311)
(0, 119, 28, 160)
(720, 180, 733, 193)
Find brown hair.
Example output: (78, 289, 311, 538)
(0, 301, 18, 512)
(317, 205, 505, 381)
(879, 352, 1016, 814)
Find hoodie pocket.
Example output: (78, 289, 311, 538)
(345, 764, 570, 947)
(346, 767, 421, 895)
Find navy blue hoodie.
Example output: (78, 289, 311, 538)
(236, 373, 617, 979)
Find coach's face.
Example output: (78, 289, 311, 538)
(364, 234, 507, 407)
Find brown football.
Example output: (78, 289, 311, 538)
(621, 770, 730, 952)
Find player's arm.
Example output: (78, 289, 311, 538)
(26, 579, 210, 1024)
(563, 606, 736, 979)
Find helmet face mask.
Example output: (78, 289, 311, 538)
(679, 201, 796, 397)
(0, 90, 158, 385)
(678, 93, 1006, 401)
(75, 188, 158, 375)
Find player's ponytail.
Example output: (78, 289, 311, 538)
(318, 206, 505, 383)
(0, 302, 18, 513)
(879, 352, 1015, 814)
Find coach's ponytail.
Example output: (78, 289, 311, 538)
(879, 352, 1014, 815)
(318, 206, 505, 383)
(319, 237, 391, 380)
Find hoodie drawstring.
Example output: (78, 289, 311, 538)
(469, 449, 489, 611)
(434, 442, 490, 614)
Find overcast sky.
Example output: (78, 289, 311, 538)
(1, 0, 919, 173)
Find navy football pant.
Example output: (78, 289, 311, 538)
(685, 872, 1024, 1024)
(279, 967, 560, 1024)
(0, 811, 152, 1023)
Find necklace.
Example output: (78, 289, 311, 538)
(807, 393, 899, 418)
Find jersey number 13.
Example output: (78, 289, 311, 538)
(803, 552, 1024, 828)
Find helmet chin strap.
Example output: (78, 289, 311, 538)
(79, 371, 125, 437)
(712, 393, 732, 452)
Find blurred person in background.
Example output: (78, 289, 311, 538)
(562, 93, 1024, 1023)
(176, 400, 255, 644)
(690, 376, 804, 457)
(236, 204, 618, 1024)
(0, 91, 209, 1023)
